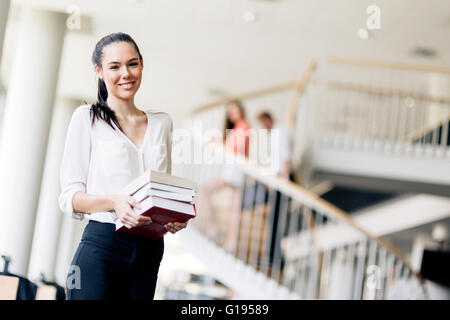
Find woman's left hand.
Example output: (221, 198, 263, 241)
(164, 221, 188, 234)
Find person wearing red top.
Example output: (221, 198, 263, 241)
(204, 100, 251, 251)
(223, 101, 250, 158)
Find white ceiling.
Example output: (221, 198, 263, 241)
(1, 0, 449, 126)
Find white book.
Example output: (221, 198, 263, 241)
(134, 196, 196, 216)
(119, 170, 197, 197)
(148, 181, 195, 196)
(148, 170, 196, 190)
(131, 185, 194, 203)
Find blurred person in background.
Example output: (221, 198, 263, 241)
(203, 100, 251, 252)
(257, 111, 292, 180)
(59, 32, 187, 300)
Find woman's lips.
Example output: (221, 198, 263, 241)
(118, 81, 135, 89)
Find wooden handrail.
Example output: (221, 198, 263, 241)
(311, 78, 450, 104)
(287, 59, 317, 133)
(404, 113, 450, 142)
(330, 57, 450, 75)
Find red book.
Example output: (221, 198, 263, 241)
(115, 195, 197, 240)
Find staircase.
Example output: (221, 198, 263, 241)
(173, 58, 450, 299)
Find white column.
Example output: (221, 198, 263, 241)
(0, 7, 66, 276)
(0, 1, 10, 72)
(27, 97, 80, 282)
(54, 216, 87, 286)
(0, 0, 10, 120)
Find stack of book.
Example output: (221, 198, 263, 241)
(115, 170, 197, 239)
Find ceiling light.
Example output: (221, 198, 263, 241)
(242, 11, 257, 22)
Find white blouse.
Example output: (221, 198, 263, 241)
(58, 104, 173, 224)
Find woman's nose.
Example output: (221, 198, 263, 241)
(120, 66, 131, 78)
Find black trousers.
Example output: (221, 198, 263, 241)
(66, 220, 164, 300)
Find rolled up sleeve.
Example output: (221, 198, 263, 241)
(58, 107, 91, 220)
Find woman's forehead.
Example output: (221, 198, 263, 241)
(102, 42, 139, 63)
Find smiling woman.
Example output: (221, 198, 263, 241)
(58, 32, 187, 300)
(90, 33, 144, 132)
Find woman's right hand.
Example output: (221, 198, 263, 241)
(110, 195, 152, 229)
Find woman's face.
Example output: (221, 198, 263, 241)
(228, 104, 243, 124)
(95, 41, 143, 101)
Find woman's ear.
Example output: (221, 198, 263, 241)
(140, 57, 144, 70)
(94, 64, 103, 80)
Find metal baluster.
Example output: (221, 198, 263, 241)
(235, 176, 250, 257)
(397, 97, 408, 153)
(305, 251, 319, 299)
(236, 178, 257, 262)
(259, 187, 278, 277)
(287, 203, 301, 239)
(403, 268, 412, 300)
(333, 84, 346, 147)
(344, 89, 357, 148)
(247, 182, 267, 269)
(440, 106, 449, 156)
(306, 211, 325, 299)
(329, 246, 346, 299)
(271, 193, 290, 284)
(403, 96, 413, 152)
(388, 95, 400, 145)
(364, 91, 376, 147)
(343, 243, 356, 299)
(319, 248, 332, 299)
(325, 81, 336, 140)
(431, 111, 439, 154)
(384, 253, 396, 300)
(363, 240, 378, 300)
(303, 207, 317, 299)
(352, 239, 367, 300)
(376, 246, 387, 300)
(395, 259, 404, 300)
(282, 203, 301, 289)
(293, 209, 308, 298)
(420, 99, 428, 150)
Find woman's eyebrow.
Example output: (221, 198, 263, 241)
(107, 57, 139, 65)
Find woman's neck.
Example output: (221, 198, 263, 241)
(106, 96, 142, 120)
(234, 119, 246, 127)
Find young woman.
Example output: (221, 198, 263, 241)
(59, 32, 187, 300)
(202, 100, 250, 251)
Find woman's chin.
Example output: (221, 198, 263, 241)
(113, 91, 137, 100)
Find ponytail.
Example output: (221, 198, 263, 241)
(90, 78, 122, 131)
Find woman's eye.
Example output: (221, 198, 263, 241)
(110, 66, 119, 70)
(129, 63, 138, 66)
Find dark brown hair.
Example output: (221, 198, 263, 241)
(257, 111, 273, 121)
(223, 99, 246, 141)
